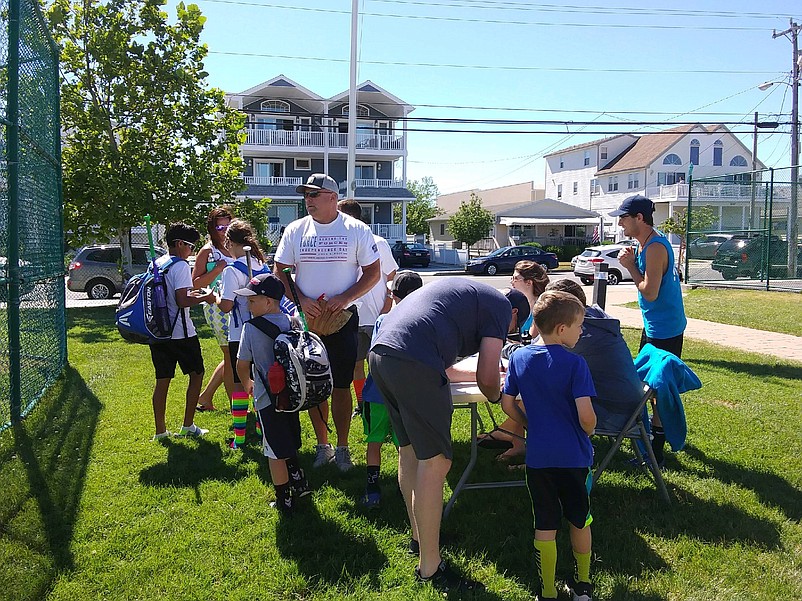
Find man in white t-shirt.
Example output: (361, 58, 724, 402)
(275, 174, 381, 472)
(150, 223, 215, 440)
(337, 199, 398, 418)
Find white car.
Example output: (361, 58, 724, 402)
(573, 244, 634, 286)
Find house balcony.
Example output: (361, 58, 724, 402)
(243, 176, 303, 187)
(646, 182, 792, 203)
(341, 179, 406, 191)
(369, 223, 405, 241)
(244, 128, 405, 152)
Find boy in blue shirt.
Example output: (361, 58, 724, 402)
(235, 274, 311, 515)
(501, 290, 597, 601)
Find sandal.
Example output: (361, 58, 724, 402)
(195, 404, 217, 412)
(495, 446, 526, 462)
(477, 428, 513, 450)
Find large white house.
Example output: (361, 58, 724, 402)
(544, 124, 770, 240)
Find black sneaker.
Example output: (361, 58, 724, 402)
(408, 538, 420, 556)
(415, 560, 485, 595)
(568, 577, 593, 601)
(269, 496, 295, 516)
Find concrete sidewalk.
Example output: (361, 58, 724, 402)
(604, 295, 802, 364)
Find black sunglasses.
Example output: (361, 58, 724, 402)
(304, 190, 329, 198)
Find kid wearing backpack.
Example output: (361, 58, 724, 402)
(218, 219, 272, 448)
(235, 273, 312, 515)
(151, 223, 215, 440)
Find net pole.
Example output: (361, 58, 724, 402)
(7, 0, 21, 423)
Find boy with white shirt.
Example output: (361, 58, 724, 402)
(150, 223, 214, 440)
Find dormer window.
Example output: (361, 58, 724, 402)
(342, 104, 370, 117)
(600, 146, 608, 160)
(663, 154, 682, 166)
(260, 100, 290, 113)
(690, 139, 700, 166)
(713, 140, 723, 166)
(730, 155, 748, 167)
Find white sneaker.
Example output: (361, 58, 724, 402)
(312, 443, 335, 468)
(152, 430, 172, 441)
(334, 446, 354, 472)
(176, 423, 208, 437)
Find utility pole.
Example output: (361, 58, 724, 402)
(751, 112, 780, 230)
(773, 19, 800, 277)
(347, 0, 358, 199)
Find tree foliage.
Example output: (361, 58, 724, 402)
(394, 176, 443, 235)
(447, 193, 494, 256)
(47, 0, 246, 251)
(660, 205, 717, 272)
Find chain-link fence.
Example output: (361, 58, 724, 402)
(0, 0, 65, 431)
(685, 167, 802, 292)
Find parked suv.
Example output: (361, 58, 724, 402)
(573, 244, 633, 286)
(711, 234, 802, 280)
(67, 244, 165, 299)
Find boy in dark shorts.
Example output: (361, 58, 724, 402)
(360, 270, 423, 509)
(150, 223, 215, 440)
(235, 274, 311, 515)
(501, 290, 598, 601)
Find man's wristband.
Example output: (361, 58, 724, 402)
(490, 392, 502, 404)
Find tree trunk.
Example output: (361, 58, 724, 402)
(118, 224, 133, 280)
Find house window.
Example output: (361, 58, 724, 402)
(607, 176, 618, 192)
(559, 157, 564, 169)
(730, 155, 748, 167)
(690, 139, 700, 165)
(557, 184, 563, 198)
(573, 181, 578, 194)
(342, 104, 370, 117)
(440, 223, 445, 235)
(600, 146, 608, 160)
(713, 140, 723, 166)
(253, 115, 294, 130)
(360, 203, 374, 224)
(297, 116, 311, 131)
(590, 178, 599, 194)
(663, 154, 682, 165)
(294, 158, 311, 171)
(260, 100, 290, 113)
(355, 163, 376, 180)
(584, 150, 590, 166)
(627, 173, 639, 189)
(657, 171, 685, 185)
(254, 160, 284, 178)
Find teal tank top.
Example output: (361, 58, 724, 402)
(635, 232, 687, 339)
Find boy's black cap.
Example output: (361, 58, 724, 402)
(610, 194, 654, 217)
(504, 288, 531, 330)
(390, 270, 423, 299)
(234, 273, 285, 300)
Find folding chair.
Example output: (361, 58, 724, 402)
(592, 383, 671, 503)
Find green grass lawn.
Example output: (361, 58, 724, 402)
(1, 307, 801, 600)
(681, 288, 802, 336)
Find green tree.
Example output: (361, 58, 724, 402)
(447, 193, 495, 259)
(660, 205, 716, 277)
(393, 176, 443, 235)
(47, 0, 245, 261)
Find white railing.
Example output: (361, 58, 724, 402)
(245, 129, 323, 147)
(242, 176, 303, 186)
(355, 179, 405, 188)
(646, 182, 794, 202)
(328, 132, 405, 150)
(370, 223, 405, 241)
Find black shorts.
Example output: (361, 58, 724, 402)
(368, 347, 453, 461)
(526, 467, 593, 531)
(256, 404, 302, 460)
(320, 307, 359, 389)
(150, 336, 204, 380)
(228, 340, 243, 383)
(640, 331, 683, 359)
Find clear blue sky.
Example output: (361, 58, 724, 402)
(166, 0, 802, 194)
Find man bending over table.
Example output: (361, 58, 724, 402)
(368, 279, 527, 595)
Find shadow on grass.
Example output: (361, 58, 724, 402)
(681, 444, 802, 522)
(66, 306, 119, 344)
(0, 365, 101, 601)
(690, 357, 802, 382)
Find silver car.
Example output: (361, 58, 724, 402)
(67, 244, 166, 299)
(573, 244, 634, 286)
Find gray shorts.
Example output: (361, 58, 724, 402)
(356, 325, 374, 361)
(368, 346, 453, 460)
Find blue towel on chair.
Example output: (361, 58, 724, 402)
(634, 343, 702, 452)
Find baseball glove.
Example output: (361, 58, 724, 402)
(307, 299, 352, 336)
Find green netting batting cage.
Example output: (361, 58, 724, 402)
(0, 0, 65, 432)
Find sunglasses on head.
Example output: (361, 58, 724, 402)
(214, 224, 229, 232)
(178, 240, 195, 250)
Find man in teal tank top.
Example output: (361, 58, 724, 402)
(613, 195, 687, 467)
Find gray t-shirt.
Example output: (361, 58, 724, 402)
(372, 279, 511, 373)
(237, 312, 291, 410)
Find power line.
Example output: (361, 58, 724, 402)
(210, 50, 781, 76)
(196, 0, 778, 31)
